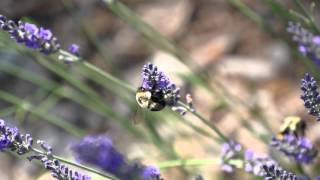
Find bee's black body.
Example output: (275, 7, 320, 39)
(136, 87, 166, 111)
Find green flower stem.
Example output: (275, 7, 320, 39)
(157, 158, 221, 169)
(177, 101, 228, 143)
(31, 148, 118, 180)
(82, 61, 135, 92)
(228, 0, 264, 27)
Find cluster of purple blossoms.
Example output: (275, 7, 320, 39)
(300, 73, 320, 121)
(0, 14, 80, 61)
(72, 135, 163, 180)
(287, 22, 320, 65)
(0, 119, 90, 180)
(141, 63, 181, 107)
(219, 141, 242, 173)
(271, 134, 317, 164)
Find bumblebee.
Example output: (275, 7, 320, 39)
(135, 87, 166, 111)
(277, 116, 306, 139)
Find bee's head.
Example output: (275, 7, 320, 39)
(136, 87, 152, 109)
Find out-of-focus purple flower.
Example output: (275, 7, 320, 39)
(271, 134, 317, 164)
(69, 44, 80, 56)
(0, 119, 90, 180)
(300, 73, 320, 121)
(0, 14, 60, 55)
(72, 135, 163, 180)
(142, 166, 162, 180)
(287, 22, 320, 65)
(72, 136, 125, 175)
(219, 141, 242, 173)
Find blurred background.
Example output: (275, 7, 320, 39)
(0, 0, 320, 179)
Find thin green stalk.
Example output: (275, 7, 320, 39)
(101, 0, 188, 63)
(0, 90, 85, 137)
(158, 158, 220, 169)
(177, 102, 228, 143)
(82, 62, 135, 92)
(228, 0, 263, 26)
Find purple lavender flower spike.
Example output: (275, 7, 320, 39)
(0, 14, 60, 55)
(271, 134, 318, 164)
(72, 135, 147, 180)
(300, 73, 320, 121)
(142, 63, 171, 91)
(0, 119, 90, 180)
(287, 22, 320, 65)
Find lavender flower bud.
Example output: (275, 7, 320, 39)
(69, 44, 80, 57)
(300, 73, 320, 120)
